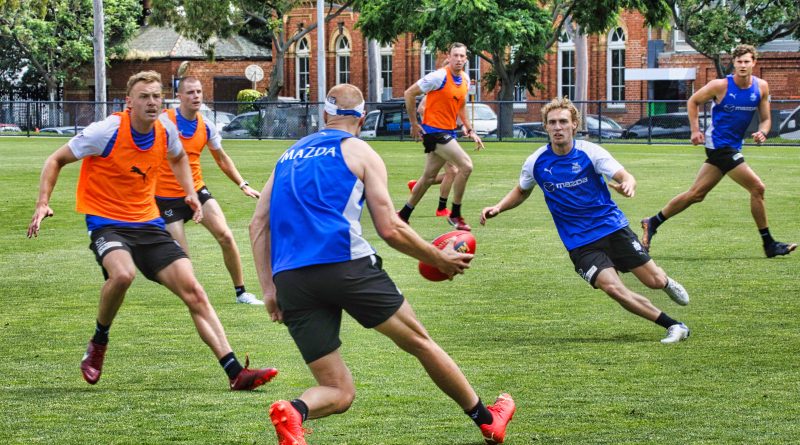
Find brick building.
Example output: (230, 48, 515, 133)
(66, 7, 799, 125)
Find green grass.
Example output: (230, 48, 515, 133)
(1, 136, 799, 444)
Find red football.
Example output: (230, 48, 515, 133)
(418, 230, 477, 282)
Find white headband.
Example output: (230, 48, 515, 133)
(324, 97, 365, 118)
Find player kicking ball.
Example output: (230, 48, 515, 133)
(481, 97, 691, 344)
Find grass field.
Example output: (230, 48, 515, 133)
(1, 136, 799, 444)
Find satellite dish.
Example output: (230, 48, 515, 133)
(177, 61, 190, 77)
(245, 64, 265, 82)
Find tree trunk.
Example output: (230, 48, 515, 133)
(497, 79, 516, 138)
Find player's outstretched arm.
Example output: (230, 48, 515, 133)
(349, 139, 471, 278)
(480, 185, 532, 225)
(28, 144, 78, 238)
(609, 169, 636, 198)
(249, 172, 281, 322)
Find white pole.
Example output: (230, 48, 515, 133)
(317, 0, 326, 124)
(92, 0, 106, 120)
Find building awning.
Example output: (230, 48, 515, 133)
(626, 68, 696, 81)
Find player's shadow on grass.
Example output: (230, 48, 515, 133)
(536, 333, 652, 344)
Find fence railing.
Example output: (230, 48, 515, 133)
(1, 99, 798, 145)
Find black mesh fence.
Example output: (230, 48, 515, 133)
(1, 99, 798, 145)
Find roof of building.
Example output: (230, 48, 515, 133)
(122, 26, 272, 61)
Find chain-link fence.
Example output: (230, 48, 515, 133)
(2, 99, 798, 145)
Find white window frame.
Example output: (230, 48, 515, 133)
(335, 36, 351, 85)
(380, 43, 394, 99)
(295, 38, 310, 101)
(421, 41, 436, 77)
(468, 52, 481, 101)
(607, 27, 626, 108)
(557, 31, 575, 100)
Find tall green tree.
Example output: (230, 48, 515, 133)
(358, 0, 669, 136)
(0, 0, 140, 100)
(151, 0, 357, 101)
(666, 0, 800, 77)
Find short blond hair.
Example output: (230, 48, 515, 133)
(177, 76, 202, 93)
(541, 97, 581, 135)
(126, 71, 162, 95)
(731, 44, 757, 61)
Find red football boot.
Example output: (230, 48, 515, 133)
(80, 340, 107, 385)
(479, 393, 516, 444)
(269, 400, 308, 445)
(229, 355, 278, 391)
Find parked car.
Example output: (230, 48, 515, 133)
(623, 113, 709, 140)
(220, 104, 318, 139)
(778, 105, 800, 140)
(584, 114, 624, 139)
(0, 123, 22, 133)
(462, 103, 498, 136)
(486, 122, 547, 139)
(163, 99, 235, 130)
(360, 102, 413, 139)
(39, 126, 85, 135)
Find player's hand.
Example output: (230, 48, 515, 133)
(241, 185, 260, 199)
(410, 123, 424, 141)
(264, 293, 283, 323)
(435, 238, 472, 280)
(608, 181, 635, 198)
(751, 130, 767, 145)
(480, 206, 501, 225)
(185, 194, 203, 223)
(471, 132, 485, 151)
(690, 130, 705, 145)
(27, 203, 54, 238)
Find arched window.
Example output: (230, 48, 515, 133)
(336, 36, 351, 84)
(607, 27, 626, 107)
(557, 31, 575, 99)
(295, 38, 310, 101)
(380, 43, 394, 99)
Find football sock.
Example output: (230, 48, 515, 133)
(451, 203, 462, 219)
(465, 399, 493, 426)
(438, 197, 448, 211)
(290, 399, 309, 422)
(92, 320, 110, 345)
(655, 312, 679, 329)
(759, 228, 775, 246)
(650, 211, 668, 230)
(234, 286, 246, 297)
(219, 352, 244, 379)
(399, 204, 414, 221)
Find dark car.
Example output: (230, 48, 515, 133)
(361, 102, 414, 139)
(623, 113, 701, 140)
(486, 122, 547, 139)
(583, 114, 624, 139)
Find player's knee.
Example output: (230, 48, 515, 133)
(688, 189, 707, 203)
(182, 282, 211, 310)
(751, 181, 766, 198)
(108, 268, 136, 289)
(216, 229, 236, 248)
(458, 161, 473, 177)
(599, 281, 626, 300)
(333, 389, 356, 414)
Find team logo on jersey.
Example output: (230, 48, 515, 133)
(571, 162, 581, 174)
(750, 92, 757, 102)
(728, 93, 737, 99)
(543, 167, 553, 175)
(724, 104, 735, 112)
(130, 165, 151, 182)
(543, 182, 556, 193)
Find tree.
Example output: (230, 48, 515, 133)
(0, 0, 140, 101)
(357, 0, 669, 136)
(666, 0, 800, 77)
(151, 0, 357, 101)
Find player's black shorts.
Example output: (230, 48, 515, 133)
(155, 186, 214, 223)
(422, 132, 456, 153)
(568, 226, 651, 288)
(705, 147, 745, 174)
(273, 254, 405, 363)
(89, 226, 188, 283)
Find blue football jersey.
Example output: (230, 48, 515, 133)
(269, 129, 375, 275)
(520, 140, 628, 250)
(706, 75, 761, 151)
